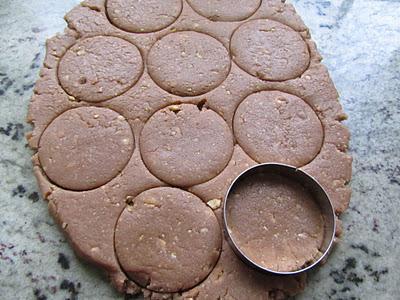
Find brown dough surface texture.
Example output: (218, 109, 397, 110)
(147, 31, 231, 96)
(115, 187, 221, 293)
(226, 173, 324, 272)
(140, 104, 234, 187)
(233, 90, 323, 167)
(27, 0, 352, 299)
(38, 107, 134, 190)
(58, 36, 143, 102)
(231, 19, 310, 81)
(186, 0, 261, 21)
(106, 0, 183, 33)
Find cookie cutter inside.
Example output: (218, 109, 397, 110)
(223, 163, 336, 275)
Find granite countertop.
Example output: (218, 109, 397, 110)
(0, 0, 399, 299)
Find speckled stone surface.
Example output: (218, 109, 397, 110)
(0, 0, 399, 299)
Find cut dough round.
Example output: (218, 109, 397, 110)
(234, 91, 323, 167)
(106, 0, 182, 33)
(231, 19, 310, 81)
(115, 187, 221, 292)
(140, 104, 234, 186)
(58, 36, 143, 102)
(147, 31, 231, 96)
(187, 0, 261, 21)
(38, 107, 134, 190)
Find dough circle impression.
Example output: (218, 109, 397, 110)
(58, 36, 143, 102)
(106, 0, 182, 33)
(147, 31, 231, 96)
(140, 104, 234, 187)
(115, 187, 222, 293)
(231, 19, 310, 81)
(187, 0, 261, 21)
(38, 107, 134, 191)
(233, 91, 323, 167)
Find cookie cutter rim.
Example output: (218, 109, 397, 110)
(223, 163, 336, 275)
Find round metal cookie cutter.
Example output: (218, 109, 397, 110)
(223, 163, 336, 275)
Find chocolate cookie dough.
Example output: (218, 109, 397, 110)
(186, 0, 261, 21)
(58, 36, 143, 102)
(147, 31, 231, 96)
(140, 104, 234, 187)
(230, 19, 310, 81)
(106, 0, 182, 33)
(27, 0, 352, 299)
(38, 107, 134, 190)
(115, 187, 221, 293)
(226, 173, 324, 272)
(233, 91, 323, 166)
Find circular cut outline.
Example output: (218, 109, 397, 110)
(223, 163, 336, 275)
(146, 30, 232, 97)
(37, 106, 136, 192)
(138, 103, 235, 187)
(186, 0, 262, 22)
(229, 18, 312, 82)
(113, 186, 223, 292)
(57, 35, 145, 103)
(104, 0, 184, 34)
(232, 90, 325, 167)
